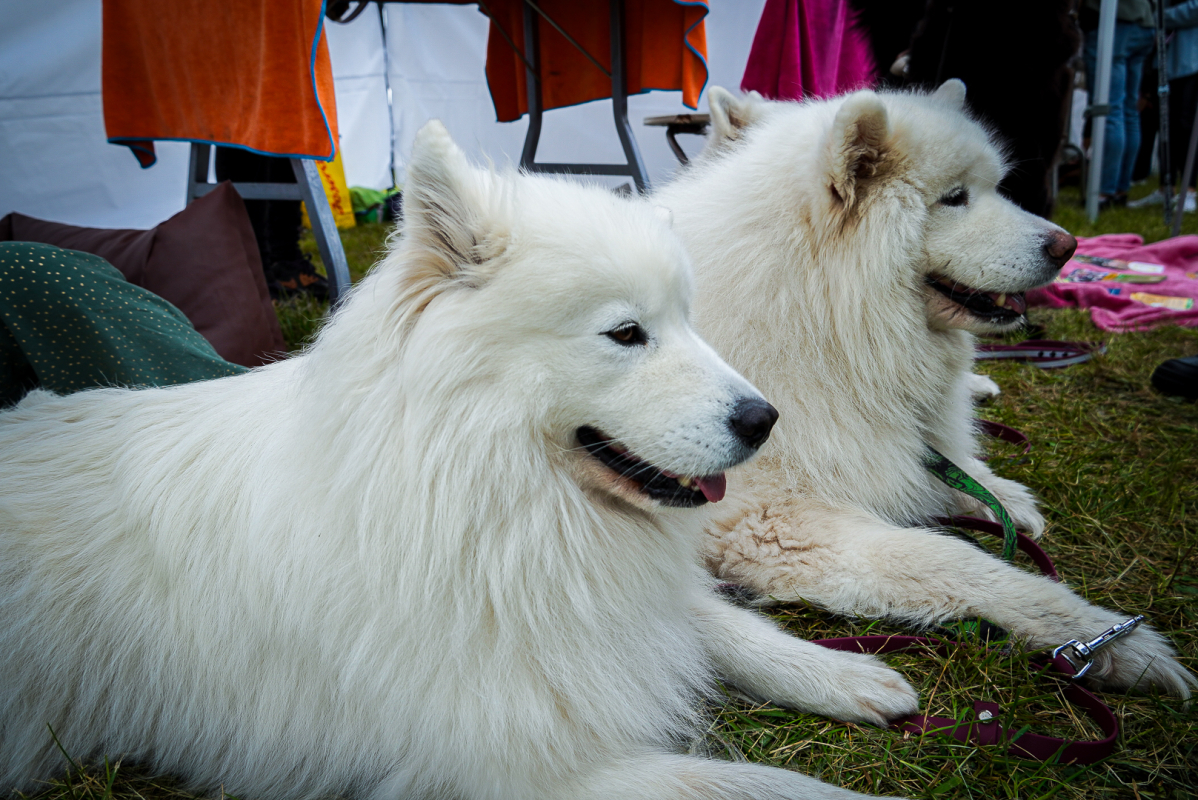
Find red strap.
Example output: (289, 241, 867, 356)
(976, 419, 1032, 455)
(813, 635, 1118, 764)
(935, 515, 1059, 581)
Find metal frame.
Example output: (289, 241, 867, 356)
(186, 143, 353, 304)
(644, 113, 709, 165)
(517, 0, 650, 193)
(1085, 0, 1117, 222)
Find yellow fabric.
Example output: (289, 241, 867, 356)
(301, 151, 356, 230)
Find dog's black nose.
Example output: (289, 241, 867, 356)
(1043, 229, 1077, 268)
(728, 398, 779, 450)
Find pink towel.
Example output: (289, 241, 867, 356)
(740, 0, 875, 101)
(1028, 234, 1198, 331)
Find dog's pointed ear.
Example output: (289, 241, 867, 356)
(402, 120, 502, 286)
(827, 91, 891, 209)
(708, 86, 764, 149)
(933, 78, 967, 109)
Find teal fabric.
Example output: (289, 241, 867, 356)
(1167, 0, 1198, 79)
(0, 242, 247, 407)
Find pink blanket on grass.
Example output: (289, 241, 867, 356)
(740, 0, 875, 101)
(1028, 234, 1198, 331)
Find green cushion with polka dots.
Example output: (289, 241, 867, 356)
(0, 242, 248, 407)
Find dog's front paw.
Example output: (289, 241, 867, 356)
(1081, 626, 1196, 700)
(808, 651, 920, 728)
(985, 475, 1045, 539)
(967, 372, 1001, 401)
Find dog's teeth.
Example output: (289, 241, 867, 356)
(677, 476, 693, 488)
(996, 293, 1007, 307)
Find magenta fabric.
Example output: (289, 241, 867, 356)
(1028, 234, 1198, 331)
(740, 0, 876, 101)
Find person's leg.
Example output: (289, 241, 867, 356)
(1169, 72, 1198, 191)
(214, 149, 327, 299)
(1116, 26, 1156, 195)
(1099, 23, 1133, 198)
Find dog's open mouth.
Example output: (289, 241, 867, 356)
(925, 275, 1027, 323)
(576, 426, 726, 508)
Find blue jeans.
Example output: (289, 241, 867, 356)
(1085, 23, 1156, 196)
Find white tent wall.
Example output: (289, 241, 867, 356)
(377, 1, 766, 190)
(0, 0, 190, 228)
(1, 0, 764, 229)
(324, 8, 392, 191)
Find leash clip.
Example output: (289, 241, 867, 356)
(1052, 615, 1145, 679)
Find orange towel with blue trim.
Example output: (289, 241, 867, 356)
(102, 0, 339, 167)
(483, 0, 709, 122)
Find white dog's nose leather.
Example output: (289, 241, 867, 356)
(728, 398, 779, 450)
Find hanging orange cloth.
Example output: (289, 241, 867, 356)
(483, 0, 709, 123)
(102, 0, 339, 168)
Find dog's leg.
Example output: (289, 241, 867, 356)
(951, 456, 1046, 539)
(573, 752, 893, 800)
(692, 592, 918, 727)
(965, 372, 1001, 400)
(707, 502, 1196, 698)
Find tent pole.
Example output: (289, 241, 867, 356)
(1157, 0, 1174, 226)
(1087, 0, 1118, 222)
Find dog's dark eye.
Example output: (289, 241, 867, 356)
(605, 323, 647, 346)
(939, 187, 969, 207)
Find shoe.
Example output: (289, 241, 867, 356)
(1128, 189, 1164, 208)
(1151, 355, 1198, 401)
(267, 256, 329, 301)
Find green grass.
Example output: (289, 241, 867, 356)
(22, 188, 1198, 800)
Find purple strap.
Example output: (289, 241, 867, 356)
(975, 339, 1106, 369)
(934, 515, 1059, 581)
(814, 635, 1118, 764)
(976, 419, 1032, 455)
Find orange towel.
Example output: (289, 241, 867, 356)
(483, 0, 708, 122)
(103, 0, 339, 167)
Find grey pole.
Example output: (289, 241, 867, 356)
(1171, 99, 1198, 237)
(1087, 0, 1118, 222)
(1157, 0, 1174, 226)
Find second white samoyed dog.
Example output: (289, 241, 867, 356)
(0, 123, 917, 800)
(654, 81, 1194, 698)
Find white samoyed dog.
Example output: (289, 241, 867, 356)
(0, 123, 919, 800)
(654, 81, 1194, 698)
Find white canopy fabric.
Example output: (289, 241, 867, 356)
(0, 1, 765, 230)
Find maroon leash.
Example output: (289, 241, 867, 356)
(737, 418, 1143, 764)
(976, 420, 1032, 455)
(813, 633, 1122, 764)
(935, 515, 1058, 581)
(808, 516, 1144, 764)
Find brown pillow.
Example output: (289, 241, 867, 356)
(0, 182, 286, 367)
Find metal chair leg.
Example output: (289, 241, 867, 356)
(291, 159, 353, 305)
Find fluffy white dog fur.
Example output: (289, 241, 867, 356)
(654, 81, 1195, 698)
(0, 123, 920, 800)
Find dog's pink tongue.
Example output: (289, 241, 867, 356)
(695, 474, 727, 503)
